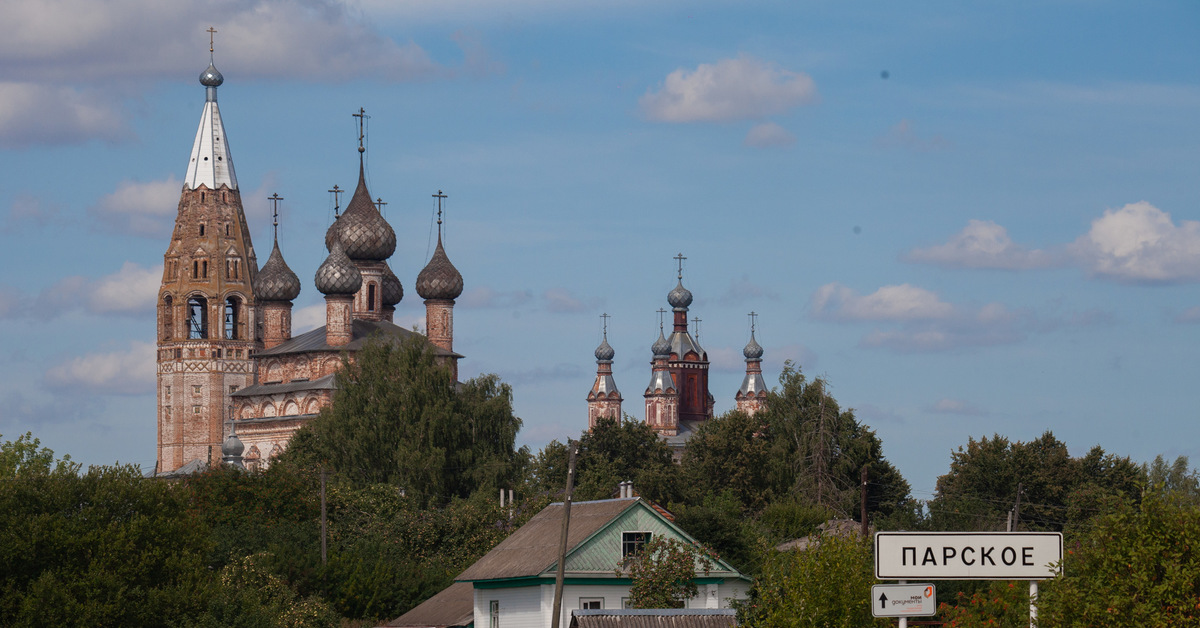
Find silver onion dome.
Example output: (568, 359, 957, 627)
(595, 337, 615, 362)
(415, 237, 464, 300)
(314, 240, 363, 295)
(381, 265, 404, 306)
(254, 240, 301, 302)
(651, 329, 671, 357)
(221, 432, 245, 458)
(328, 165, 396, 261)
(200, 63, 224, 87)
(743, 331, 764, 360)
(667, 280, 693, 310)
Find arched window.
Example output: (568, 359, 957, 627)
(162, 295, 174, 339)
(187, 296, 208, 339)
(224, 297, 240, 340)
(367, 283, 377, 311)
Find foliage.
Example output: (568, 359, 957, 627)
(1037, 489, 1200, 626)
(622, 536, 714, 609)
(937, 581, 1028, 628)
(1144, 454, 1200, 502)
(756, 498, 835, 542)
(189, 554, 340, 628)
(278, 334, 527, 505)
(0, 431, 78, 477)
(681, 410, 775, 513)
(670, 490, 763, 575)
(0, 459, 211, 627)
(738, 533, 888, 628)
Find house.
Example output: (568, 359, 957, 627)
(395, 497, 749, 628)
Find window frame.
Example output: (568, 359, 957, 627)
(622, 531, 653, 558)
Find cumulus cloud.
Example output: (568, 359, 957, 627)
(906, 220, 1058, 270)
(0, 83, 130, 148)
(90, 176, 181, 237)
(875, 119, 949, 152)
(1069, 201, 1200, 284)
(291, 304, 327, 332)
(927, 398, 989, 416)
(812, 283, 954, 321)
(44, 341, 156, 395)
(640, 54, 817, 123)
(4, 263, 161, 320)
(744, 122, 796, 148)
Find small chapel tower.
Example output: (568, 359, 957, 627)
(156, 34, 259, 474)
(255, 195, 301, 350)
(644, 311, 678, 434)
(415, 190, 464, 380)
(587, 314, 622, 428)
(735, 312, 768, 416)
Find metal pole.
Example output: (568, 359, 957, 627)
(1029, 580, 1038, 627)
(320, 468, 327, 567)
(898, 580, 906, 628)
(551, 442, 578, 628)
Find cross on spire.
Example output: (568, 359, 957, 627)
(600, 312, 611, 339)
(207, 27, 217, 59)
(674, 252, 687, 280)
(433, 190, 447, 237)
(749, 311, 758, 334)
(692, 316, 702, 341)
(268, 193, 284, 241)
(374, 197, 387, 212)
(657, 308, 667, 332)
(352, 107, 369, 154)
(328, 184, 342, 218)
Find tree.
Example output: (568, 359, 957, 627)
(1037, 489, 1200, 626)
(739, 533, 888, 628)
(0, 431, 78, 477)
(278, 334, 527, 505)
(622, 537, 715, 609)
(681, 410, 774, 513)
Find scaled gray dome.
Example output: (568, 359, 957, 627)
(381, 265, 404, 306)
(315, 240, 363, 295)
(221, 433, 244, 457)
(254, 240, 301, 302)
(743, 331, 764, 360)
(329, 165, 396, 261)
(667, 279, 693, 310)
(200, 63, 224, 87)
(595, 337, 615, 362)
(415, 237, 464, 300)
(651, 330, 671, 357)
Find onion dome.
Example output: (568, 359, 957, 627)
(221, 432, 244, 458)
(381, 265, 404, 307)
(315, 240, 362, 295)
(254, 240, 301, 302)
(415, 236, 464, 300)
(667, 279, 693, 310)
(200, 63, 224, 87)
(651, 329, 671, 357)
(595, 336, 615, 362)
(328, 164, 396, 261)
(743, 331, 764, 360)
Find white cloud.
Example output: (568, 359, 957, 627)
(44, 341, 156, 395)
(292, 304, 327, 332)
(875, 119, 949, 152)
(88, 262, 161, 314)
(906, 220, 1057, 270)
(90, 176, 181, 237)
(812, 283, 954, 321)
(640, 54, 817, 123)
(3, 194, 61, 233)
(743, 122, 795, 148)
(1069, 201, 1200, 284)
(0, 83, 129, 148)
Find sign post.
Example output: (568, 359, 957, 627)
(871, 583, 936, 618)
(875, 532, 1062, 627)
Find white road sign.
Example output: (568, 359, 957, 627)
(875, 532, 1062, 580)
(871, 584, 936, 617)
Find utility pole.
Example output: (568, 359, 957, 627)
(551, 441, 579, 628)
(320, 468, 328, 567)
(1013, 482, 1023, 532)
(860, 465, 869, 538)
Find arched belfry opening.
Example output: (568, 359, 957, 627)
(188, 296, 209, 339)
(162, 295, 174, 340)
(224, 296, 241, 340)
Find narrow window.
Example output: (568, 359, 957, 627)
(489, 601, 500, 628)
(202, 260, 208, 278)
(193, 261, 199, 278)
(192, 405, 201, 414)
(162, 295, 174, 339)
(165, 386, 171, 398)
(233, 259, 239, 279)
(579, 599, 603, 610)
(225, 224, 230, 236)
(367, 283, 377, 311)
(200, 192, 205, 202)
(193, 385, 201, 395)
(187, 296, 208, 339)
(199, 224, 205, 236)
(225, 297, 239, 339)
(622, 532, 651, 558)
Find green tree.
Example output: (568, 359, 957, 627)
(1144, 454, 1200, 502)
(190, 554, 340, 628)
(937, 581, 1028, 628)
(681, 410, 774, 513)
(278, 334, 527, 505)
(1037, 489, 1200, 626)
(739, 533, 888, 628)
(622, 536, 715, 609)
(0, 431, 78, 477)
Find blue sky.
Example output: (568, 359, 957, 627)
(1, 0, 1198, 498)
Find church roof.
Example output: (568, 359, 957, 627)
(253, 319, 462, 359)
(184, 60, 237, 190)
(416, 235, 464, 300)
(231, 373, 337, 398)
(326, 162, 397, 261)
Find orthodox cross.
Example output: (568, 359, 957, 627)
(674, 252, 687, 279)
(268, 193, 284, 240)
(600, 313, 611, 340)
(433, 190, 447, 236)
(657, 308, 667, 332)
(207, 27, 217, 57)
(692, 316, 702, 341)
(352, 107, 369, 153)
(749, 311, 758, 334)
(374, 197, 387, 212)
(328, 184, 342, 218)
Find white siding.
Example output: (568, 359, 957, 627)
(475, 585, 544, 628)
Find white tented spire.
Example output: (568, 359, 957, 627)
(184, 72, 238, 190)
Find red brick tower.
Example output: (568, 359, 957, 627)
(735, 312, 768, 416)
(663, 254, 713, 426)
(415, 191, 464, 380)
(643, 313, 678, 434)
(156, 47, 259, 474)
(587, 314, 623, 428)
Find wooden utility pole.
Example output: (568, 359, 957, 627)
(551, 441, 579, 628)
(1013, 482, 1023, 532)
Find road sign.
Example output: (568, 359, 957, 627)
(871, 584, 936, 618)
(875, 532, 1062, 580)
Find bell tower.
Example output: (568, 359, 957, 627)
(156, 33, 259, 474)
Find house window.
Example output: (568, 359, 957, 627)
(489, 600, 499, 628)
(579, 598, 603, 610)
(229, 385, 238, 394)
(622, 598, 633, 609)
(622, 531, 652, 558)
